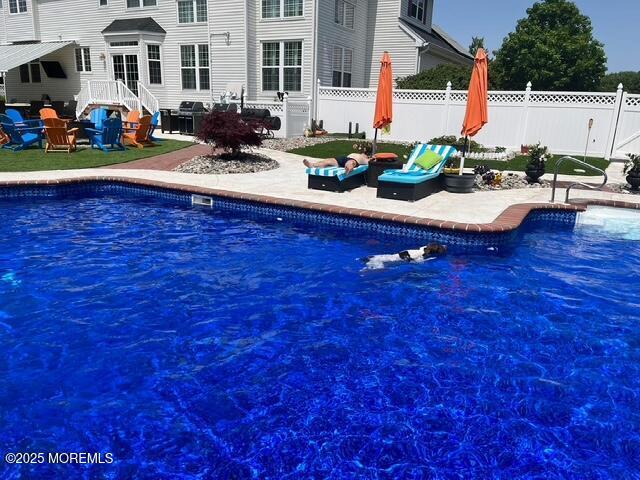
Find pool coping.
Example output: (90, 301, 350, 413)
(2, 176, 639, 234)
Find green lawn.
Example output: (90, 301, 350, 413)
(0, 140, 193, 172)
(289, 140, 610, 176)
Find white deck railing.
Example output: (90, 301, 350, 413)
(75, 80, 157, 118)
(137, 82, 159, 115)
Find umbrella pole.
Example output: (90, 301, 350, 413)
(459, 136, 468, 175)
(372, 128, 378, 156)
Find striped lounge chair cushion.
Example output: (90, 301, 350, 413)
(305, 165, 368, 182)
(378, 144, 457, 185)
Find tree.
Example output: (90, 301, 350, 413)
(492, 0, 606, 91)
(599, 72, 640, 94)
(396, 64, 472, 90)
(196, 111, 263, 157)
(469, 37, 485, 57)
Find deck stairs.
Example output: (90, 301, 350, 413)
(75, 80, 160, 119)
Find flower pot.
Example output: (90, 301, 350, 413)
(444, 173, 476, 193)
(627, 172, 640, 191)
(525, 164, 545, 183)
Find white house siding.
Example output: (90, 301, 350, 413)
(2, 0, 38, 42)
(316, 0, 369, 89)
(246, 0, 315, 101)
(365, 0, 418, 88)
(209, 0, 247, 100)
(0, 1, 7, 44)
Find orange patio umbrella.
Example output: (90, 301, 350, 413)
(372, 51, 393, 155)
(459, 48, 489, 174)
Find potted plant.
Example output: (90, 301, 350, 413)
(624, 153, 640, 190)
(525, 143, 551, 183)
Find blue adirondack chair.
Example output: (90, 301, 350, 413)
(0, 114, 44, 151)
(89, 107, 109, 130)
(149, 111, 161, 142)
(86, 117, 125, 152)
(5, 108, 42, 128)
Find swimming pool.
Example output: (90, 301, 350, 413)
(1, 193, 639, 479)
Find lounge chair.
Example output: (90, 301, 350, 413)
(43, 118, 79, 153)
(40, 107, 68, 123)
(122, 110, 141, 130)
(306, 164, 369, 192)
(86, 117, 125, 152)
(376, 144, 457, 201)
(123, 115, 154, 149)
(5, 108, 42, 128)
(0, 114, 44, 151)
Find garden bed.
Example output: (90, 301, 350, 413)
(174, 153, 278, 175)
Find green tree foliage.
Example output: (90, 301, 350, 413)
(396, 64, 472, 90)
(469, 37, 485, 57)
(492, 0, 607, 91)
(599, 72, 640, 94)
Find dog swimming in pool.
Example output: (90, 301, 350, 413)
(364, 243, 447, 270)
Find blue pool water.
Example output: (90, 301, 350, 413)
(1, 195, 639, 479)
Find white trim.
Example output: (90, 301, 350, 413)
(175, 0, 208, 25)
(260, 39, 304, 94)
(145, 42, 163, 86)
(97, 0, 108, 7)
(125, 0, 158, 9)
(8, 0, 27, 15)
(259, 0, 304, 21)
(179, 43, 210, 91)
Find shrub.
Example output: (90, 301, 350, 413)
(352, 140, 373, 155)
(428, 135, 486, 153)
(196, 111, 263, 158)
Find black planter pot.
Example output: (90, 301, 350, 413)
(444, 173, 476, 193)
(627, 172, 640, 191)
(525, 164, 545, 182)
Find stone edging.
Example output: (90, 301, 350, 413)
(1, 176, 638, 233)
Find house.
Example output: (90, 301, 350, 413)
(0, 0, 471, 113)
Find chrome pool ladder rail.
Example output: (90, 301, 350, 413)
(550, 156, 608, 204)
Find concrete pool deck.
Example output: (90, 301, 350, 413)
(0, 145, 638, 230)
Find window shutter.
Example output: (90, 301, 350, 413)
(344, 2, 354, 28)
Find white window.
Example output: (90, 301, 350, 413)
(180, 44, 209, 90)
(408, 0, 426, 23)
(127, 0, 156, 8)
(177, 0, 207, 23)
(261, 0, 302, 19)
(9, 0, 27, 14)
(261, 41, 302, 92)
(147, 44, 162, 84)
(99, 0, 108, 6)
(19, 62, 41, 83)
(334, 0, 354, 29)
(75, 48, 92, 72)
(332, 46, 352, 87)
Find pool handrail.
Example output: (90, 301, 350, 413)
(550, 156, 608, 204)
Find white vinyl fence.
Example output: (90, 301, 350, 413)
(242, 96, 312, 139)
(315, 81, 639, 160)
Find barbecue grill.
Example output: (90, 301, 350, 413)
(177, 101, 207, 135)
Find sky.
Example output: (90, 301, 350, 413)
(433, 0, 638, 73)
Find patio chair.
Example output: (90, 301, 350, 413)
(122, 110, 140, 130)
(63, 100, 77, 119)
(0, 114, 44, 151)
(5, 108, 42, 128)
(89, 107, 109, 130)
(43, 117, 79, 153)
(376, 144, 457, 202)
(40, 107, 68, 123)
(123, 115, 155, 149)
(306, 164, 369, 193)
(28, 101, 45, 119)
(51, 101, 66, 116)
(86, 117, 125, 153)
(148, 111, 161, 142)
